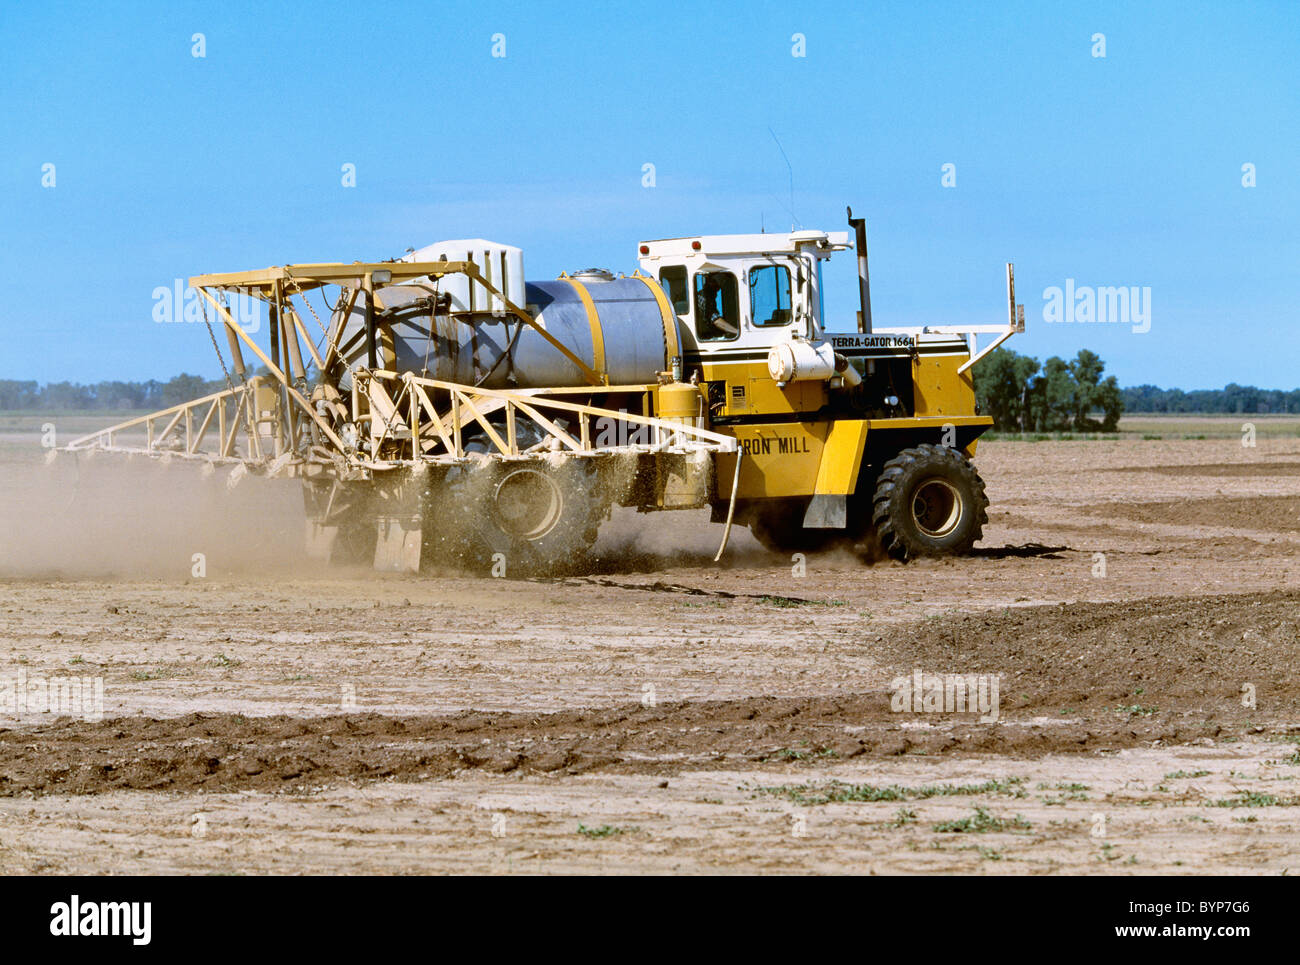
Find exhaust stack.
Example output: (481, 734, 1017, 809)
(846, 206, 872, 333)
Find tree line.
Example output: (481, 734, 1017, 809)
(972, 348, 1124, 432)
(1121, 383, 1300, 414)
(0, 375, 225, 412)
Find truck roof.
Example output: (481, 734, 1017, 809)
(637, 230, 851, 258)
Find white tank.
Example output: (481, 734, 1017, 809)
(399, 239, 525, 316)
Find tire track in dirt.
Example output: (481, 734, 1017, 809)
(3, 589, 1295, 796)
(0, 701, 1254, 797)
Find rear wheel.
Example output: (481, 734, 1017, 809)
(493, 466, 566, 541)
(477, 458, 603, 571)
(427, 426, 606, 574)
(871, 444, 988, 559)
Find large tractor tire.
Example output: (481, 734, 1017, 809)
(871, 444, 988, 560)
(476, 457, 604, 572)
(427, 426, 607, 574)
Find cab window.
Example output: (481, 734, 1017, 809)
(693, 270, 739, 341)
(749, 264, 792, 326)
(659, 265, 690, 316)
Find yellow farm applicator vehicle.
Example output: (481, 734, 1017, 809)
(68, 208, 1023, 573)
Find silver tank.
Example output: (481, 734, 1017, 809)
(338, 271, 674, 389)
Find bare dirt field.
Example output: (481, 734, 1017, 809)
(1, 420, 1298, 874)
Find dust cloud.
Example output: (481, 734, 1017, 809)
(0, 449, 311, 580)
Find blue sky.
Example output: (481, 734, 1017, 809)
(1, 0, 1296, 388)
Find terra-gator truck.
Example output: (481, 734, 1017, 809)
(68, 207, 1024, 573)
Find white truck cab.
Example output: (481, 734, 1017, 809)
(636, 230, 850, 361)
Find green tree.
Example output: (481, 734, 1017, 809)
(1091, 375, 1123, 430)
(973, 348, 1040, 430)
(1068, 349, 1123, 430)
(1039, 357, 1077, 431)
(0, 380, 39, 409)
(161, 373, 213, 407)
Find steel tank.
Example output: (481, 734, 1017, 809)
(338, 270, 676, 389)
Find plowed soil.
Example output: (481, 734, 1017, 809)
(1, 430, 1299, 874)
(1089, 495, 1300, 531)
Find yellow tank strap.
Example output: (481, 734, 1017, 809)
(630, 271, 681, 364)
(379, 319, 396, 370)
(559, 273, 607, 384)
(372, 289, 396, 370)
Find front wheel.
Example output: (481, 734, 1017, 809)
(871, 444, 988, 560)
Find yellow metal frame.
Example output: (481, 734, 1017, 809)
(363, 372, 736, 464)
(68, 368, 738, 475)
(68, 258, 736, 472)
(193, 260, 607, 387)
